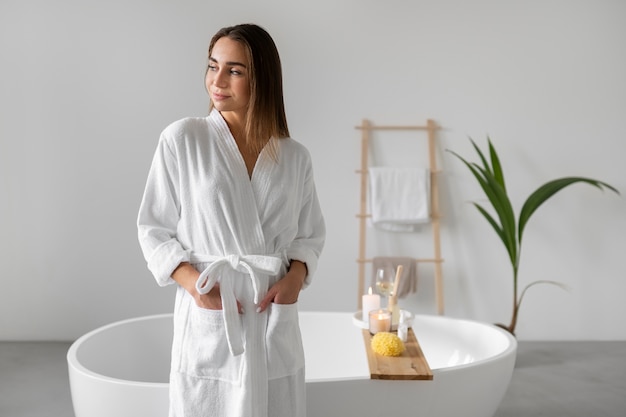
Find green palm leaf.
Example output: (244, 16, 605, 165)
(487, 137, 506, 192)
(476, 164, 517, 257)
(470, 138, 491, 174)
(473, 202, 516, 265)
(518, 178, 620, 243)
(449, 149, 518, 264)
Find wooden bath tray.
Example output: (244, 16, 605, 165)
(362, 328, 433, 380)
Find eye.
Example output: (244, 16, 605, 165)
(230, 68, 243, 76)
(207, 64, 217, 72)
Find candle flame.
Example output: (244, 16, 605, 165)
(368, 286, 373, 295)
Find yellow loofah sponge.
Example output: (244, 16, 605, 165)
(371, 332, 405, 357)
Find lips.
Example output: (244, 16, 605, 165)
(212, 92, 230, 101)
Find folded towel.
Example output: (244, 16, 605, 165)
(369, 167, 430, 232)
(372, 257, 417, 299)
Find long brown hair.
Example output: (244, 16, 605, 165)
(207, 24, 289, 158)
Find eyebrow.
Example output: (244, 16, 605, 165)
(209, 56, 247, 68)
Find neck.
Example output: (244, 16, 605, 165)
(220, 109, 245, 131)
(219, 111, 246, 146)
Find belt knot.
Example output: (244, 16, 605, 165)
(189, 253, 283, 356)
(226, 254, 241, 270)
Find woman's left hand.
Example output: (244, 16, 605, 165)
(256, 260, 307, 312)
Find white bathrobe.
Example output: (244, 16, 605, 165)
(137, 109, 325, 417)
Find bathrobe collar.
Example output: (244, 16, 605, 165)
(208, 109, 269, 254)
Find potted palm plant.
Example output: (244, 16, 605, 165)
(449, 138, 619, 336)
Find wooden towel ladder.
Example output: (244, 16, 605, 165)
(355, 119, 445, 315)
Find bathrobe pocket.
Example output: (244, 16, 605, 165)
(266, 302, 304, 380)
(179, 305, 243, 384)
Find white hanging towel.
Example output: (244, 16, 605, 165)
(369, 167, 431, 232)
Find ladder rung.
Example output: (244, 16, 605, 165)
(357, 258, 444, 263)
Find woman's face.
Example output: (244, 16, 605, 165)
(206, 37, 251, 124)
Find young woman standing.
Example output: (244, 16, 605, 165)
(137, 23, 325, 417)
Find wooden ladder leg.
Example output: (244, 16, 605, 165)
(357, 119, 371, 309)
(427, 119, 444, 315)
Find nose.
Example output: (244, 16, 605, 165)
(210, 68, 228, 88)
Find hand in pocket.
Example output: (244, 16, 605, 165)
(195, 282, 244, 313)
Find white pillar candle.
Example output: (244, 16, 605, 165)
(368, 309, 392, 334)
(362, 287, 381, 323)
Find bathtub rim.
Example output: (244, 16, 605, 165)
(409, 314, 518, 373)
(67, 313, 172, 389)
(68, 312, 517, 386)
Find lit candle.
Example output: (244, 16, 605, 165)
(368, 309, 392, 334)
(362, 287, 381, 323)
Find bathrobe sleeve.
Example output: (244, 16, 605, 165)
(137, 124, 190, 286)
(283, 147, 325, 288)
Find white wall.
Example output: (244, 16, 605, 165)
(1, 0, 624, 341)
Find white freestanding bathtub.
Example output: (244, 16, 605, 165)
(67, 312, 516, 417)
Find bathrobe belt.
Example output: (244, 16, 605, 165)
(190, 253, 283, 356)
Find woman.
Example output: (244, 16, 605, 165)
(137, 23, 325, 417)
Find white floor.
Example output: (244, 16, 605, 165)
(1, 341, 625, 416)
